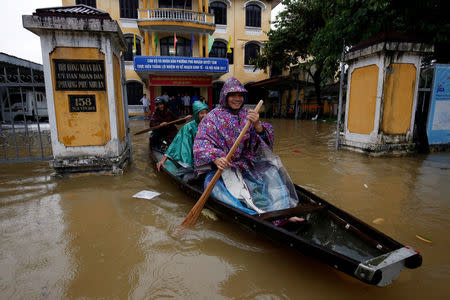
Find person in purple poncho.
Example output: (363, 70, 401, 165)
(193, 77, 301, 218)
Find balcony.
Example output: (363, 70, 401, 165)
(138, 9, 215, 34)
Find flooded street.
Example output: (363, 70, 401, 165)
(1, 118, 449, 299)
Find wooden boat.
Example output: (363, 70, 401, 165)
(149, 145, 422, 286)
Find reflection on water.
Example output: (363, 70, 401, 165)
(0, 118, 449, 298)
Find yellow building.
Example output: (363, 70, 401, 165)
(62, 0, 273, 112)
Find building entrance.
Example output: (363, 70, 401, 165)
(161, 86, 200, 116)
(161, 86, 200, 100)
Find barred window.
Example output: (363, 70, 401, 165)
(120, 0, 138, 19)
(76, 0, 96, 7)
(159, 0, 192, 9)
(210, 41, 227, 58)
(227, 48, 234, 65)
(126, 81, 143, 105)
(210, 2, 227, 25)
(160, 37, 192, 57)
(123, 36, 141, 61)
(244, 43, 259, 65)
(245, 4, 261, 27)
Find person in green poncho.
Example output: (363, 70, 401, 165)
(156, 101, 209, 180)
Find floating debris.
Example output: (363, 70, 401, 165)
(415, 235, 432, 244)
(132, 190, 161, 200)
(201, 208, 218, 221)
(372, 218, 384, 224)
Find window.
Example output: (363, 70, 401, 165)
(120, 0, 138, 19)
(159, 0, 192, 9)
(227, 48, 234, 65)
(210, 41, 227, 58)
(126, 81, 143, 105)
(246, 4, 261, 27)
(244, 43, 260, 65)
(160, 37, 192, 57)
(210, 41, 233, 64)
(76, 0, 96, 7)
(123, 36, 141, 61)
(210, 2, 227, 25)
(270, 65, 282, 77)
(212, 82, 224, 105)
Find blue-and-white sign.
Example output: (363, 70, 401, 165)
(134, 56, 229, 73)
(427, 64, 450, 145)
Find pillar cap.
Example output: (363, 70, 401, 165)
(344, 31, 434, 62)
(23, 5, 126, 51)
(33, 4, 111, 20)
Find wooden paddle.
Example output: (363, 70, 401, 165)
(134, 115, 191, 136)
(180, 100, 264, 227)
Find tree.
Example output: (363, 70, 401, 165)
(253, 0, 333, 117)
(320, 0, 450, 63)
(254, 0, 450, 116)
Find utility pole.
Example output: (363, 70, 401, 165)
(294, 72, 300, 120)
(336, 40, 346, 150)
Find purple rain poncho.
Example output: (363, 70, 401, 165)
(193, 77, 274, 172)
(193, 77, 298, 214)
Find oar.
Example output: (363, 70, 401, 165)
(180, 100, 264, 227)
(134, 115, 191, 136)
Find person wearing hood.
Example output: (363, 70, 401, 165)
(150, 97, 185, 150)
(193, 77, 300, 217)
(156, 101, 209, 180)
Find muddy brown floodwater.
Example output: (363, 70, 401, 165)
(1, 118, 449, 299)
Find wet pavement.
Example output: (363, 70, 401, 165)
(0, 118, 449, 299)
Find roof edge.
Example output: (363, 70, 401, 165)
(0, 52, 43, 70)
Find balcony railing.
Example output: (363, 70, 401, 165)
(138, 9, 215, 26)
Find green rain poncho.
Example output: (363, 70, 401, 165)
(164, 101, 209, 167)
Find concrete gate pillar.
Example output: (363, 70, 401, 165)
(341, 35, 433, 155)
(23, 5, 130, 174)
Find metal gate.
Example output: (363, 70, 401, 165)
(0, 53, 52, 162)
(413, 66, 434, 153)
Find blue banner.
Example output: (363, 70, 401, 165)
(427, 64, 450, 145)
(434, 65, 450, 99)
(134, 56, 229, 73)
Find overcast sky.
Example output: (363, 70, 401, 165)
(0, 0, 62, 64)
(0, 0, 284, 65)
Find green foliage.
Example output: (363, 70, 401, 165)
(254, 0, 450, 91)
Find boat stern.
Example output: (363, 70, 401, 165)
(354, 246, 422, 286)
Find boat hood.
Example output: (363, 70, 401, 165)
(192, 101, 209, 123)
(219, 76, 247, 109)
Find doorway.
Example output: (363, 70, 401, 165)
(126, 81, 143, 105)
(161, 86, 200, 99)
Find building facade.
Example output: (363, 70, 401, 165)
(62, 0, 274, 112)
